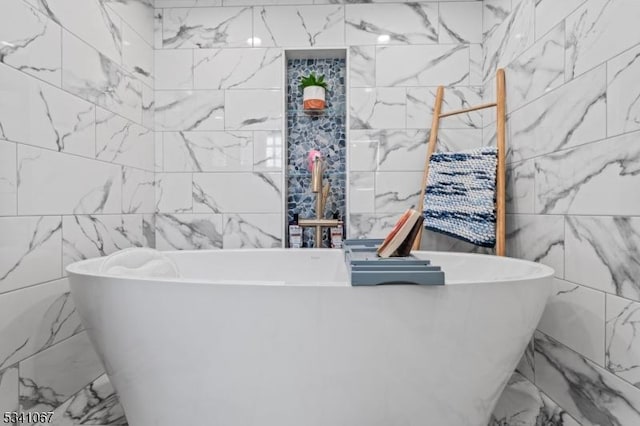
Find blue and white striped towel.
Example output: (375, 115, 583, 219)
(423, 146, 498, 247)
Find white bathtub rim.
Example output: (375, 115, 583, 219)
(66, 249, 555, 288)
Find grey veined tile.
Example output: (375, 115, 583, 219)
(535, 332, 640, 425)
(0, 216, 62, 294)
(565, 0, 640, 81)
(534, 131, 640, 216)
(0, 367, 19, 414)
(607, 43, 640, 138)
(345, 3, 438, 45)
(607, 294, 640, 389)
(49, 373, 127, 425)
(490, 372, 580, 426)
(0, 279, 81, 370)
(19, 332, 104, 413)
(155, 213, 223, 250)
(0, 0, 62, 86)
(566, 216, 640, 302)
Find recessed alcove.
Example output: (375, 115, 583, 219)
(284, 49, 347, 248)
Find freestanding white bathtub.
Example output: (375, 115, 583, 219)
(67, 249, 553, 426)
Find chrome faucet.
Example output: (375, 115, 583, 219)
(298, 156, 342, 248)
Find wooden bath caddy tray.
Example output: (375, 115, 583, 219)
(343, 240, 445, 286)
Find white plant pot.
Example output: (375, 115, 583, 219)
(303, 86, 326, 110)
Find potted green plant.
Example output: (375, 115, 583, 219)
(300, 72, 328, 110)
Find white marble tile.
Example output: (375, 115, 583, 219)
(606, 294, 640, 389)
(490, 372, 580, 426)
(193, 172, 282, 213)
(534, 0, 585, 40)
(374, 171, 422, 213)
(142, 83, 154, 130)
(254, 5, 344, 47)
(0, 367, 18, 414)
(438, 1, 482, 44)
(155, 90, 224, 131)
(516, 339, 535, 383)
(349, 129, 427, 172)
(0, 64, 96, 158)
(482, 0, 534, 82)
(349, 46, 375, 88)
(143, 213, 155, 249)
(0, 0, 61, 86)
(565, 216, 640, 302)
(435, 129, 483, 152)
(506, 214, 564, 278)
(565, 0, 640, 81)
(162, 6, 252, 48)
(156, 173, 192, 213)
(509, 64, 606, 163)
(31, 0, 122, 64)
(193, 48, 282, 89)
(156, 0, 221, 7)
(538, 278, 605, 366)
(155, 213, 223, 250)
(96, 108, 154, 171)
(253, 131, 284, 172)
(407, 86, 483, 130)
(122, 168, 155, 214)
(535, 332, 640, 425)
(350, 88, 405, 129)
(17, 145, 122, 215)
(348, 212, 399, 239)
(155, 49, 193, 90)
(62, 31, 142, 125)
(104, 0, 154, 46)
(225, 89, 282, 130)
(163, 131, 253, 172)
(607, 44, 640, 138)
(122, 22, 154, 87)
(0, 216, 62, 294)
(222, 213, 282, 248)
(0, 278, 81, 370)
(349, 172, 374, 214)
(225, 0, 310, 5)
(506, 22, 565, 112)
(349, 131, 378, 172)
(345, 3, 437, 45)
(19, 331, 104, 413)
(534, 131, 640, 216)
(506, 160, 535, 214)
(469, 44, 483, 86)
(155, 132, 163, 172)
(154, 9, 163, 49)
(483, 0, 511, 37)
(62, 214, 144, 268)
(376, 45, 470, 87)
(0, 140, 17, 216)
(50, 373, 126, 425)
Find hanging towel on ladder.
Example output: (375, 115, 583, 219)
(423, 146, 498, 247)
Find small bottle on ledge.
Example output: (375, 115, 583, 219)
(330, 212, 343, 249)
(288, 213, 302, 248)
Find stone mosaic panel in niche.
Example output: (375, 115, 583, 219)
(287, 58, 346, 248)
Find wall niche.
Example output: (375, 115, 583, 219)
(285, 49, 347, 248)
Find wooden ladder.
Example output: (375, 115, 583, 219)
(412, 68, 507, 256)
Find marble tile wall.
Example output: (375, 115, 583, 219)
(0, 0, 154, 423)
(152, 0, 484, 249)
(485, 0, 640, 424)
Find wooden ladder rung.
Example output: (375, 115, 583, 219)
(438, 102, 497, 118)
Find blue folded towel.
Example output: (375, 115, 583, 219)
(423, 146, 498, 247)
